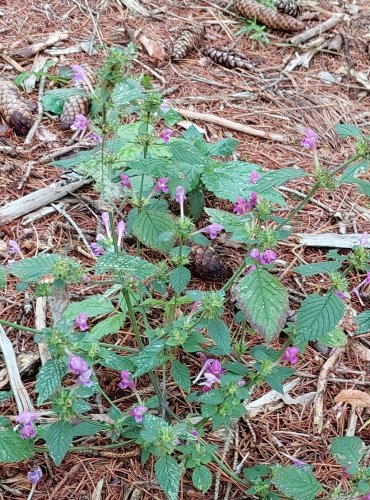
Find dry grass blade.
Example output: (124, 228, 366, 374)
(334, 389, 370, 408)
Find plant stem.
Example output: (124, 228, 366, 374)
(123, 289, 144, 349)
(0, 319, 39, 334)
(98, 342, 138, 353)
(97, 385, 121, 413)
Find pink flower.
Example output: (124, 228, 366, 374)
(91, 242, 105, 256)
(88, 132, 102, 143)
(120, 174, 132, 190)
(282, 346, 299, 364)
(27, 466, 43, 485)
(301, 128, 317, 150)
(21, 424, 36, 439)
(71, 114, 89, 131)
(77, 368, 93, 387)
(101, 212, 111, 238)
(160, 101, 170, 112)
(8, 239, 22, 256)
(250, 249, 260, 260)
(246, 192, 258, 210)
(17, 412, 38, 425)
(249, 170, 260, 184)
(245, 265, 256, 275)
(175, 185, 186, 204)
(68, 355, 89, 375)
(74, 312, 89, 331)
(160, 128, 173, 143)
(119, 370, 136, 391)
(260, 250, 277, 264)
(191, 430, 199, 438)
(334, 290, 346, 300)
(202, 223, 223, 240)
(353, 272, 370, 298)
(233, 196, 248, 215)
(71, 64, 87, 83)
(116, 221, 126, 245)
(360, 232, 369, 247)
(130, 405, 147, 423)
(238, 379, 246, 387)
(154, 177, 169, 193)
(206, 359, 224, 378)
(199, 373, 221, 392)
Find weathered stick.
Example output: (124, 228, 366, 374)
(35, 297, 51, 365)
(0, 174, 89, 224)
(297, 233, 370, 249)
(0, 51, 25, 72)
(173, 107, 287, 142)
(12, 32, 69, 58)
(24, 69, 47, 145)
(290, 13, 344, 45)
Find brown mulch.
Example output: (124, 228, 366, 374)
(1, 0, 370, 498)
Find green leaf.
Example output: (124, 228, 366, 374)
(352, 179, 370, 198)
(132, 341, 165, 377)
(293, 261, 342, 277)
(265, 366, 293, 394)
(208, 138, 239, 157)
(188, 189, 205, 219)
(0, 430, 34, 462)
(42, 88, 86, 115)
(0, 391, 11, 405)
(320, 327, 347, 347)
(63, 295, 114, 320)
(273, 466, 322, 500)
(127, 158, 172, 177)
(339, 159, 369, 184)
(89, 313, 126, 340)
(296, 292, 345, 342)
(170, 360, 191, 393)
(8, 254, 60, 281)
(251, 168, 306, 205)
(99, 350, 134, 371)
(140, 415, 167, 443)
(95, 251, 157, 280)
(46, 421, 74, 465)
(192, 465, 212, 493)
(111, 79, 145, 107)
(235, 268, 289, 341)
(357, 310, 370, 334)
(155, 455, 181, 500)
(163, 109, 182, 126)
(72, 421, 108, 437)
(169, 267, 191, 295)
(335, 123, 363, 138)
(0, 267, 7, 289)
(206, 319, 231, 355)
(331, 436, 366, 474)
(133, 209, 175, 252)
(36, 359, 67, 404)
(169, 139, 207, 166)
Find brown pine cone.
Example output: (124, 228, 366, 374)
(190, 245, 232, 282)
(60, 64, 96, 131)
(0, 79, 33, 136)
(201, 46, 255, 71)
(234, 0, 304, 32)
(171, 24, 205, 61)
(273, 0, 300, 17)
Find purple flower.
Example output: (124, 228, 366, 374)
(77, 368, 93, 387)
(21, 423, 36, 439)
(206, 359, 224, 378)
(191, 430, 199, 438)
(27, 466, 43, 485)
(116, 220, 126, 245)
(233, 196, 248, 216)
(130, 405, 147, 423)
(16, 411, 38, 425)
(8, 239, 22, 256)
(334, 290, 346, 300)
(119, 370, 136, 391)
(160, 128, 173, 143)
(360, 232, 369, 247)
(101, 212, 111, 238)
(68, 355, 89, 375)
(71, 114, 89, 131)
(301, 128, 317, 150)
(250, 249, 260, 260)
(160, 101, 170, 112)
(291, 457, 309, 469)
(238, 379, 246, 387)
(245, 265, 256, 275)
(249, 170, 260, 184)
(353, 272, 370, 298)
(246, 192, 258, 210)
(202, 223, 223, 240)
(282, 346, 299, 364)
(74, 312, 89, 332)
(260, 249, 277, 265)
(71, 64, 87, 83)
(175, 185, 186, 204)
(120, 174, 132, 190)
(154, 177, 169, 194)
(91, 242, 105, 256)
(88, 132, 102, 143)
(199, 373, 221, 392)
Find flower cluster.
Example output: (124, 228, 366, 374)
(90, 213, 126, 257)
(201, 223, 223, 240)
(74, 312, 89, 331)
(194, 356, 224, 392)
(68, 355, 93, 387)
(250, 248, 277, 265)
(282, 346, 299, 365)
(119, 370, 136, 391)
(301, 128, 317, 150)
(129, 405, 147, 423)
(154, 177, 169, 194)
(233, 192, 258, 215)
(160, 128, 173, 143)
(71, 114, 89, 132)
(71, 64, 86, 83)
(17, 411, 38, 439)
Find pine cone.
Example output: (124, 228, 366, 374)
(0, 79, 33, 136)
(190, 245, 232, 282)
(171, 24, 205, 61)
(234, 0, 304, 32)
(201, 46, 255, 71)
(60, 65, 96, 131)
(273, 0, 300, 17)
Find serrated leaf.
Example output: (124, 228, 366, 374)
(127, 158, 172, 177)
(46, 421, 74, 465)
(293, 261, 341, 277)
(273, 466, 322, 500)
(155, 455, 181, 500)
(169, 267, 190, 295)
(169, 139, 207, 166)
(188, 189, 205, 219)
(353, 179, 370, 198)
(265, 366, 293, 394)
(111, 79, 145, 107)
(339, 159, 369, 184)
(335, 123, 363, 139)
(72, 421, 108, 437)
(140, 415, 167, 442)
(296, 293, 344, 342)
(0, 430, 34, 462)
(63, 295, 114, 320)
(163, 108, 182, 126)
(206, 319, 231, 355)
(95, 251, 157, 280)
(252, 168, 306, 205)
(133, 209, 174, 252)
(0, 267, 7, 289)
(8, 254, 60, 281)
(89, 313, 126, 340)
(320, 327, 347, 347)
(357, 310, 370, 334)
(132, 341, 165, 377)
(331, 436, 366, 474)
(36, 359, 67, 404)
(99, 350, 134, 371)
(208, 138, 239, 157)
(170, 360, 191, 393)
(192, 465, 212, 493)
(234, 268, 289, 341)
(0, 391, 11, 404)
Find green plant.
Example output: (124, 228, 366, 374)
(235, 18, 270, 44)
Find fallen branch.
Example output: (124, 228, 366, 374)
(35, 297, 51, 365)
(173, 107, 287, 142)
(0, 51, 25, 73)
(24, 68, 47, 145)
(118, 0, 151, 16)
(297, 232, 370, 249)
(290, 13, 344, 45)
(12, 32, 69, 58)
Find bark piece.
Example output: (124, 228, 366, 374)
(0, 79, 33, 135)
(234, 0, 304, 32)
(171, 24, 205, 61)
(273, 0, 300, 17)
(190, 245, 232, 281)
(201, 46, 255, 71)
(12, 32, 69, 58)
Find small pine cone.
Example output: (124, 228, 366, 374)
(273, 0, 300, 17)
(60, 64, 96, 131)
(234, 0, 304, 32)
(0, 79, 33, 136)
(190, 245, 232, 282)
(201, 46, 254, 71)
(171, 24, 205, 61)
